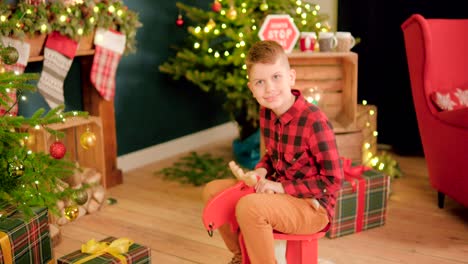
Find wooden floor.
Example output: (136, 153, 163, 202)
(53, 139, 468, 264)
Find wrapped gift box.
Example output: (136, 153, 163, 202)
(58, 237, 151, 264)
(0, 207, 53, 264)
(327, 161, 390, 238)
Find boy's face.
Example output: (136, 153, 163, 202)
(247, 57, 296, 116)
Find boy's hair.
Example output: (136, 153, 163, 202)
(246, 40, 289, 75)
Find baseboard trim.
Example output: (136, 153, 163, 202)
(117, 122, 239, 172)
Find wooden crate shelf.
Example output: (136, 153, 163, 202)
(26, 116, 111, 188)
(288, 51, 358, 133)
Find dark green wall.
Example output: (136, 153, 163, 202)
(20, 0, 230, 156)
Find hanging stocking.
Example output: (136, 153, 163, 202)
(91, 28, 126, 101)
(38, 32, 78, 109)
(0, 37, 31, 116)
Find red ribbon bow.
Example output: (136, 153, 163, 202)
(341, 157, 372, 233)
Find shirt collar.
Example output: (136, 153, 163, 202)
(276, 89, 307, 125)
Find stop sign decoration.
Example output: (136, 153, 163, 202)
(258, 14, 300, 53)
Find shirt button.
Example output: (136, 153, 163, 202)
(292, 158, 296, 161)
(323, 189, 327, 193)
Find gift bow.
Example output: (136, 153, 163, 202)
(74, 238, 133, 264)
(342, 157, 371, 192)
(341, 157, 372, 233)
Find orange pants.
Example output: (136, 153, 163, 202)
(202, 179, 329, 264)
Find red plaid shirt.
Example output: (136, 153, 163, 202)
(256, 90, 343, 220)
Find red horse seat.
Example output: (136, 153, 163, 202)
(202, 181, 326, 264)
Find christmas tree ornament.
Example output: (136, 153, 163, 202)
(0, 37, 31, 116)
(260, 0, 269, 11)
(80, 127, 97, 150)
(38, 31, 78, 109)
(50, 141, 67, 159)
(176, 14, 184, 27)
(64, 205, 79, 221)
(206, 18, 216, 31)
(212, 0, 222, 12)
(0, 46, 19, 65)
(91, 28, 126, 101)
(226, 6, 237, 20)
(8, 159, 24, 177)
(73, 190, 89, 205)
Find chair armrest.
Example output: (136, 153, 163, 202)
(434, 107, 468, 129)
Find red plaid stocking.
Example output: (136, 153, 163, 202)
(91, 28, 126, 101)
(38, 32, 78, 109)
(0, 36, 30, 116)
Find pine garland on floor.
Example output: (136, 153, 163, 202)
(156, 151, 233, 186)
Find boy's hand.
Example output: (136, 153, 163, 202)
(228, 161, 267, 187)
(255, 179, 285, 194)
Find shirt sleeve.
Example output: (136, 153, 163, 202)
(256, 153, 274, 176)
(281, 119, 343, 200)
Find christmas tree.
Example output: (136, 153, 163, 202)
(160, 0, 330, 140)
(0, 44, 87, 219)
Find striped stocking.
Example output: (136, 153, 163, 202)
(37, 32, 78, 109)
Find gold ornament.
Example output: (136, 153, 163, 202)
(226, 6, 237, 20)
(80, 128, 97, 150)
(64, 205, 79, 221)
(206, 18, 216, 31)
(73, 190, 89, 205)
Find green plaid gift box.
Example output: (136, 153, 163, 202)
(327, 165, 390, 238)
(58, 237, 151, 264)
(0, 207, 53, 264)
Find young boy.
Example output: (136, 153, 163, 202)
(202, 40, 343, 264)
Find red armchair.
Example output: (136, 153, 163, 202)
(401, 14, 468, 208)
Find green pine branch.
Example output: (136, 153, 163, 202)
(156, 152, 233, 186)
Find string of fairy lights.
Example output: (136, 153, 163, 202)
(304, 88, 400, 177)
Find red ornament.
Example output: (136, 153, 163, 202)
(212, 1, 222, 12)
(50, 141, 66, 159)
(176, 14, 184, 27)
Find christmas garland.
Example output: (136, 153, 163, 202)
(0, 0, 142, 54)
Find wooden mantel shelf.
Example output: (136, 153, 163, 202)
(28, 49, 95, 62)
(28, 48, 122, 189)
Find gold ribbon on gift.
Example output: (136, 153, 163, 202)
(74, 238, 133, 264)
(0, 231, 13, 264)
